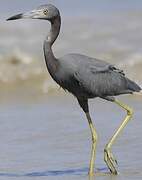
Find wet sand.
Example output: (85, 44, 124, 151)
(0, 92, 141, 180)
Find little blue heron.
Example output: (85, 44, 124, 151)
(7, 4, 141, 176)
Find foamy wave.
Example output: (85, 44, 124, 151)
(0, 49, 60, 94)
(118, 53, 142, 67)
(0, 49, 41, 82)
(0, 49, 142, 94)
(117, 53, 142, 87)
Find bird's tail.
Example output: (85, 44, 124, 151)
(127, 78, 141, 92)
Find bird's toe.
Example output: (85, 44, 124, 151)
(104, 148, 118, 175)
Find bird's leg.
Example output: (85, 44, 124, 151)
(104, 99, 133, 174)
(77, 98, 98, 176)
(86, 112, 98, 176)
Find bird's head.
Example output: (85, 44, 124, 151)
(7, 4, 60, 21)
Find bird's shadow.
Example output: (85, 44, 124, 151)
(0, 167, 108, 177)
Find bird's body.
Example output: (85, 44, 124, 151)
(7, 4, 141, 176)
(47, 53, 140, 99)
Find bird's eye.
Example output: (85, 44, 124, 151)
(43, 9, 48, 15)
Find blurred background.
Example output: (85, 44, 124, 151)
(0, 1, 142, 179)
(0, 0, 142, 102)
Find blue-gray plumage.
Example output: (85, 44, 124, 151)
(7, 4, 141, 176)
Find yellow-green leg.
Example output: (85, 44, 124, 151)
(86, 112, 98, 176)
(104, 99, 133, 174)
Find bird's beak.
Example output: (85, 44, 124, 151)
(6, 10, 40, 21)
(6, 13, 23, 21)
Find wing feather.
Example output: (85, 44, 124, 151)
(59, 53, 127, 97)
(74, 62, 127, 96)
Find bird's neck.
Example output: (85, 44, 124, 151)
(43, 15, 61, 75)
(47, 15, 61, 46)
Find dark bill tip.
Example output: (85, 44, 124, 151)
(6, 13, 23, 21)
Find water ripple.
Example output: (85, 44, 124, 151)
(0, 167, 89, 177)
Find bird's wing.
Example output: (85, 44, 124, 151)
(59, 53, 127, 97)
(59, 53, 139, 97)
(64, 54, 126, 96)
(74, 66, 126, 97)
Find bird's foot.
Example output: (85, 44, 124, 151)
(104, 147, 118, 175)
(88, 170, 94, 177)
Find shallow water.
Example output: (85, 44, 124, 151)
(0, 94, 141, 180)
